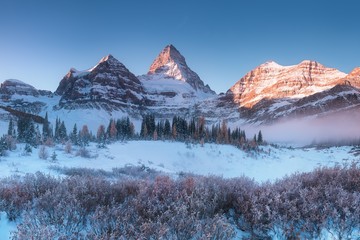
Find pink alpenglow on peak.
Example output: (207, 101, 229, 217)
(228, 60, 347, 108)
(146, 44, 215, 94)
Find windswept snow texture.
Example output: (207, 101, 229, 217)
(0, 141, 357, 183)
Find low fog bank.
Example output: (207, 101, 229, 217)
(243, 113, 360, 146)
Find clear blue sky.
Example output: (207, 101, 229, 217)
(1, 0, 359, 93)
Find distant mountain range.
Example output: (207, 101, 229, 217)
(1, 44, 360, 132)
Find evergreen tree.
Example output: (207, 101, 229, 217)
(258, 130, 263, 144)
(164, 119, 171, 138)
(211, 124, 218, 142)
(51, 151, 57, 161)
(198, 116, 205, 140)
(189, 118, 196, 139)
(27, 121, 37, 146)
(17, 117, 28, 142)
(97, 125, 106, 146)
(142, 124, 148, 139)
(114, 117, 134, 140)
(0, 135, 8, 156)
(42, 112, 52, 140)
(156, 121, 164, 139)
(79, 125, 90, 146)
(70, 124, 78, 145)
(116, 119, 123, 139)
(54, 117, 60, 141)
(140, 114, 156, 139)
(57, 121, 67, 141)
(227, 128, 231, 144)
(129, 122, 135, 139)
(241, 130, 247, 142)
(7, 119, 14, 137)
(140, 120, 146, 138)
(24, 143, 32, 154)
(126, 117, 134, 139)
(17, 117, 36, 146)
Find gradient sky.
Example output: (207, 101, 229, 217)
(1, 0, 359, 93)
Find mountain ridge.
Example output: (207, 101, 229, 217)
(227, 60, 347, 108)
(1, 45, 359, 128)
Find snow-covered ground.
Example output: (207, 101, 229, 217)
(0, 141, 357, 182)
(0, 140, 359, 238)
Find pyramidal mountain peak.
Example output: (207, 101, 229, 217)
(99, 54, 115, 63)
(96, 54, 125, 67)
(89, 54, 130, 73)
(148, 44, 186, 74)
(145, 44, 215, 94)
(54, 54, 144, 112)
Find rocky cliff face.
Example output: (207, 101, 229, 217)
(55, 55, 146, 113)
(228, 60, 347, 108)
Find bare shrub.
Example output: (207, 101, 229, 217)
(38, 145, 49, 160)
(43, 137, 54, 147)
(76, 147, 90, 158)
(2, 165, 360, 239)
(4, 135, 17, 151)
(64, 140, 72, 154)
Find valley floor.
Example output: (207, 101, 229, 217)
(0, 140, 357, 182)
(0, 140, 359, 239)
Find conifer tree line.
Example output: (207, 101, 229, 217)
(1, 113, 263, 155)
(140, 114, 264, 149)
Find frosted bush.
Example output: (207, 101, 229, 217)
(0, 165, 359, 239)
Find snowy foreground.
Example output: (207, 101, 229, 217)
(0, 141, 357, 182)
(0, 141, 359, 239)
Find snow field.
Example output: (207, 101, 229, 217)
(0, 141, 357, 182)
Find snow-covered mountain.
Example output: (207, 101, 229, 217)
(0, 79, 52, 116)
(55, 55, 146, 114)
(139, 45, 216, 118)
(228, 60, 347, 108)
(224, 60, 360, 123)
(0, 79, 51, 97)
(1, 46, 360, 136)
(146, 44, 215, 94)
